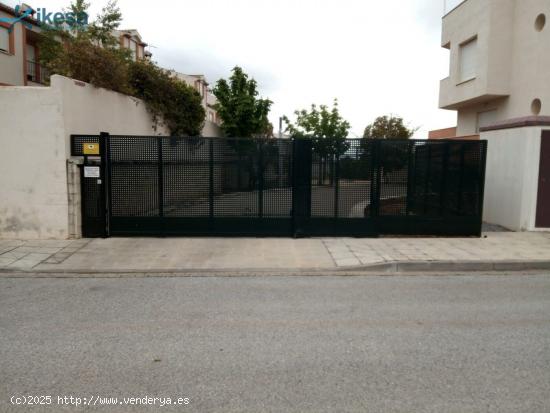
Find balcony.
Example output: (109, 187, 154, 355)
(26, 60, 50, 85)
(439, 75, 509, 110)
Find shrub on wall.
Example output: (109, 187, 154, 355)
(128, 61, 205, 136)
(41, 35, 133, 95)
(38, 0, 205, 136)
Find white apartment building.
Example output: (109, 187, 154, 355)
(438, 0, 550, 231)
(173, 72, 220, 124)
(440, 0, 550, 135)
(0, 3, 45, 86)
(112, 29, 150, 61)
(171, 71, 223, 137)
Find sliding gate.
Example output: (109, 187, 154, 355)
(72, 135, 487, 238)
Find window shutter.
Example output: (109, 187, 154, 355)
(0, 27, 9, 53)
(459, 38, 477, 82)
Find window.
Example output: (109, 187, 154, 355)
(0, 26, 10, 53)
(535, 14, 546, 31)
(459, 37, 477, 83)
(26, 44, 36, 62)
(531, 99, 542, 115)
(128, 39, 137, 60)
(196, 81, 204, 97)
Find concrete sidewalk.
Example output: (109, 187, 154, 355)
(1, 231, 550, 274)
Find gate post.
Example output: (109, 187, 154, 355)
(157, 137, 165, 236)
(334, 154, 340, 219)
(292, 139, 312, 237)
(99, 131, 110, 238)
(406, 141, 415, 216)
(439, 141, 450, 216)
(209, 138, 214, 221)
(370, 140, 382, 218)
(258, 140, 264, 219)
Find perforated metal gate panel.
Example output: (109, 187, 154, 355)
(162, 138, 210, 217)
(73, 135, 487, 237)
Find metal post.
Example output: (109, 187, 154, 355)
(157, 137, 164, 218)
(334, 154, 340, 219)
(292, 139, 312, 237)
(457, 143, 466, 215)
(477, 141, 488, 236)
(423, 145, 432, 214)
(209, 138, 214, 219)
(258, 140, 264, 219)
(99, 131, 110, 238)
(439, 142, 450, 216)
(370, 140, 382, 218)
(405, 141, 415, 216)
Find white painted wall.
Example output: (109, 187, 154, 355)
(0, 84, 67, 238)
(202, 120, 222, 138)
(0, 75, 168, 239)
(55, 76, 167, 156)
(482, 126, 545, 231)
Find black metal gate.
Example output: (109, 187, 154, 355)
(71, 134, 487, 238)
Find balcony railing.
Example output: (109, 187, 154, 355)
(26, 60, 50, 85)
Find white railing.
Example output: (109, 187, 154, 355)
(26, 60, 50, 85)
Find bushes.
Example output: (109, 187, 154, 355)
(38, 1, 205, 136)
(40, 39, 205, 135)
(48, 37, 132, 94)
(128, 61, 205, 136)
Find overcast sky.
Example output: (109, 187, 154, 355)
(8, 0, 458, 137)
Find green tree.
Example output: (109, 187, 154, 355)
(64, 0, 90, 35)
(213, 66, 272, 138)
(284, 99, 351, 184)
(88, 0, 123, 48)
(362, 115, 417, 140)
(213, 67, 273, 188)
(362, 115, 417, 180)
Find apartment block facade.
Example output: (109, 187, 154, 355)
(173, 72, 221, 126)
(113, 29, 150, 61)
(0, 3, 46, 86)
(0, 3, 150, 87)
(440, 0, 550, 135)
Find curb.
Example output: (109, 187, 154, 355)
(1, 260, 550, 277)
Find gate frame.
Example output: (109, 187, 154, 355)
(72, 134, 488, 238)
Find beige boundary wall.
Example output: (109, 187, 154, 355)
(0, 75, 170, 239)
(481, 126, 548, 231)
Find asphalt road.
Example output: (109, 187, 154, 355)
(1, 274, 549, 412)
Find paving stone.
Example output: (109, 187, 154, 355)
(11, 247, 62, 255)
(335, 258, 361, 267)
(0, 251, 29, 260)
(43, 258, 62, 264)
(0, 257, 17, 266)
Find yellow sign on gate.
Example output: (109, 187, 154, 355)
(83, 143, 100, 155)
